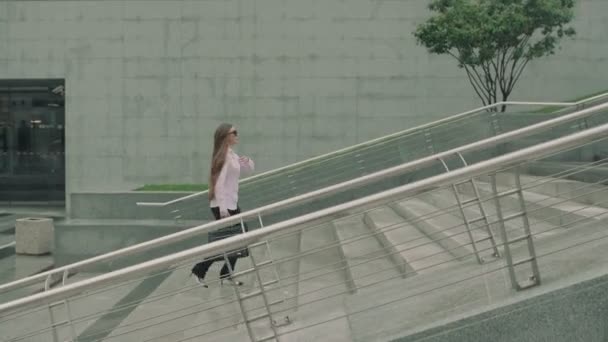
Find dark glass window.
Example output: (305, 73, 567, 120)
(0, 79, 65, 203)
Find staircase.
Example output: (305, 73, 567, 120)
(8, 162, 607, 342)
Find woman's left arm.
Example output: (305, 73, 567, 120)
(239, 156, 255, 176)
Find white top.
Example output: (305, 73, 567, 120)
(210, 148, 255, 213)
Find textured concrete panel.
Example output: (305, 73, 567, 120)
(0, 0, 605, 210)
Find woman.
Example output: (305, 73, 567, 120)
(191, 123, 255, 287)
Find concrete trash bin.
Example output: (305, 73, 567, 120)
(15, 217, 54, 255)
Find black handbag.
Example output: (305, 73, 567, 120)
(233, 220, 250, 258)
(208, 221, 250, 259)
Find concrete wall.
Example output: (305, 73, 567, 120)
(0, 0, 606, 203)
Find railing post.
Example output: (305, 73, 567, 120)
(224, 252, 256, 342)
(490, 111, 502, 136)
(65, 298, 77, 341)
(490, 170, 540, 291)
(62, 269, 69, 286)
(423, 128, 435, 155)
(47, 298, 76, 342)
(44, 274, 53, 291)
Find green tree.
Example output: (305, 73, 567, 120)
(414, 0, 576, 111)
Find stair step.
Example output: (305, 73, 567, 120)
(364, 206, 456, 275)
(390, 198, 477, 261)
(333, 215, 401, 290)
(421, 188, 559, 245)
(472, 180, 608, 227)
(363, 210, 412, 278)
(345, 219, 608, 342)
(297, 223, 350, 302)
(489, 172, 608, 209)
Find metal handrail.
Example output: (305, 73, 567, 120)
(8, 167, 608, 341)
(1, 101, 607, 296)
(0, 241, 15, 251)
(136, 95, 608, 208)
(54, 172, 608, 341)
(2, 114, 608, 315)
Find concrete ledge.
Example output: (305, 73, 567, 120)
(68, 175, 406, 224)
(69, 192, 212, 220)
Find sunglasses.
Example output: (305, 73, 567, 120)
(229, 130, 238, 136)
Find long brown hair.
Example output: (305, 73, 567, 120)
(208, 123, 234, 200)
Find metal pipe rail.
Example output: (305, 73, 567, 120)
(2, 117, 608, 316)
(7, 157, 608, 342)
(136, 93, 608, 208)
(73, 174, 608, 342)
(95, 160, 608, 339)
(3, 136, 608, 342)
(1, 101, 607, 297)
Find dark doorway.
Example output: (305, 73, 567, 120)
(0, 79, 65, 203)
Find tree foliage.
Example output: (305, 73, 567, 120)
(414, 0, 576, 110)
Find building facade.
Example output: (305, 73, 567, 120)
(0, 0, 606, 210)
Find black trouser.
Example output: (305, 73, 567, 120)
(191, 207, 241, 280)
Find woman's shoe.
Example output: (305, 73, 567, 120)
(220, 277, 243, 287)
(194, 276, 209, 288)
(191, 269, 208, 288)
